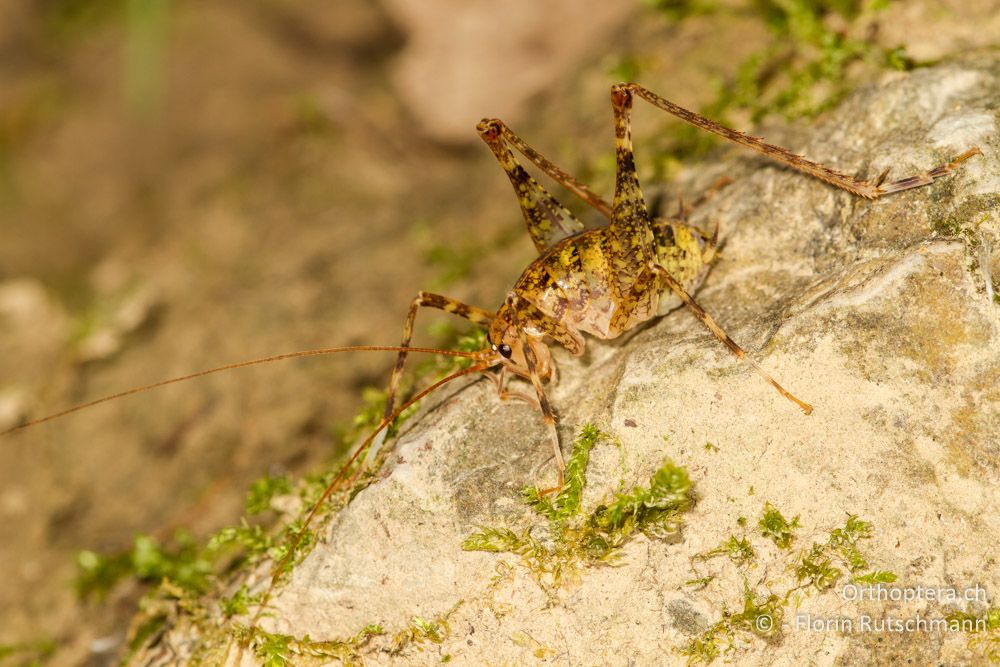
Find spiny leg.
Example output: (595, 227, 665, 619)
(480, 118, 615, 219)
(370, 292, 494, 462)
(625, 84, 980, 199)
(675, 175, 733, 222)
(477, 119, 584, 253)
(651, 264, 813, 414)
(385, 292, 494, 418)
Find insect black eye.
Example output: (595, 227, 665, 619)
(498, 344, 513, 359)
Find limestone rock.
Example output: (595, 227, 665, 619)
(162, 54, 999, 666)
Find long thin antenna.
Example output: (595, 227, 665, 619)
(230, 358, 494, 663)
(3, 345, 485, 435)
(268, 359, 494, 583)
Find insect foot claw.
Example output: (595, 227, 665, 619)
(536, 484, 562, 497)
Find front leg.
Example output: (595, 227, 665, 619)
(374, 293, 494, 464)
(484, 366, 540, 409)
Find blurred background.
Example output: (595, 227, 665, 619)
(0, 0, 997, 662)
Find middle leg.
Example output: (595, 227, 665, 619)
(651, 264, 813, 414)
(382, 292, 494, 430)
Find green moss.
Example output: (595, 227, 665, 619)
(945, 608, 1000, 661)
(465, 426, 694, 591)
(125, 614, 169, 662)
(74, 549, 133, 601)
(264, 518, 319, 583)
(219, 585, 260, 618)
(65, 225, 496, 663)
(523, 423, 601, 523)
(685, 575, 715, 589)
(826, 515, 873, 570)
(207, 522, 272, 560)
(233, 623, 384, 667)
(390, 604, 461, 655)
(930, 207, 998, 288)
(931, 215, 965, 237)
(245, 475, 294, 516)
(791, 515, 883, 591)
(75, 531, 213, 600)
(724, 0, 911, 121)
(681, 585, 783, 664)
(634, 0, 916, 177)
(682, 512, 892, 663)
(591, 460, 692, 540)
(697, 535, 756, 566)
(461, 527, 528, 554)
(758, 502, 799, 549)
(851, 570, 897, 584)
(0, 638, 57, 666)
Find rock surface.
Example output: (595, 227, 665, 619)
(174, 55, 998, 666)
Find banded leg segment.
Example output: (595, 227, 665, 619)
(625, 84, 980, 200)
(651, 264, 813, 414)
(478, 119, 585, 253)
(515, 323, 565, 490)
(482, 118, 615, 220)
(383, 292, 494, 422)
(607, 84, 657, 301)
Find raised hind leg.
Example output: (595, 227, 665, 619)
(624, 84, 980, 199)
(601, 83, 810, 413)
(478, 119, 585, 253)
(606, 83, 658, 303)
(478, 118, 615, 220)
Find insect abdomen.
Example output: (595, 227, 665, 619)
(651, 219, 712, 315)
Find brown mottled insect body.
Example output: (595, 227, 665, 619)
(495, 217, 713, 349)
(386, 83, 979, 491)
